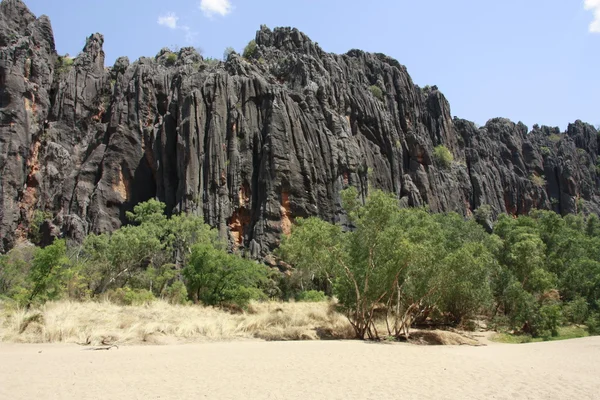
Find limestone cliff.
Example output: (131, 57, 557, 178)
(1, 0, 598, 256)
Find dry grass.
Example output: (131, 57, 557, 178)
(0, 300, 355, 345)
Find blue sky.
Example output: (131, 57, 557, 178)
(21, 0, 600, 129)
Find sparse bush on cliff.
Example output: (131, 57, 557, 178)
(549, 134, 561, 143)
(369, 85, 384, 101)
(530, 174, 546, 188)
(204, 57, 219, 66)
(28, 210, 52, 245)
(434, 145, 453, 169)
(166, 52, 177, 66)
(55, 55, 74, 74)
(243, 40, 257, 59)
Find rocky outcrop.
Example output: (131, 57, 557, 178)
(1, 0, 599, 255)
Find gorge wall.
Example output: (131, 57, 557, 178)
(1, 0, 599, 257)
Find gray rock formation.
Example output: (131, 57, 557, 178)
(1, 0, 599, 256)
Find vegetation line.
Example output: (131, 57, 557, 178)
(2, 188, 600, 343)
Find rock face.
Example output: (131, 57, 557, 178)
(1, 0, 599, 255)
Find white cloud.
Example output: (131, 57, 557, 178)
(181, 26, 199, 44)
(199, 0, 233, 17)
(585, 0, 600, 33)
(158, 12, 179, 29)
(157, 12, 198, 44)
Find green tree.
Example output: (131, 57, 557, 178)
(183, 244, 268, 308)
(25, 240, 69, 307)
(0, 247, 35, 299)
(563, 296, 589, 325)
(223, 46, 235, 61)
(81, 225, 162, 294)
(560, 258, 600, 306)
(278, 217, 344, 295)
(495, 215, 551, 292)
(81, 200, 219, 296)
(437, 242, 494, 323)
(281, 189, 446, 339)
(586, 214, 600, 238)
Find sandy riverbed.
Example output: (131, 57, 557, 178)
(1, 337, 599, 400)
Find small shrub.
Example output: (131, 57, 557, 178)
(166, 53, 177, 66)
(204, 57, 219, 66)
(297, 290, 327, 302)
(563, 297, 589, 325)
(586, 312, 600, 335)
(433, 145, 453, 169)
(488, 314, 510, 332)
(165, 281, 189, 305)
(492, 332, 533, 344)
(540, 146, 551, 156)
(530, 174, 546, 188)
(369, 85, 384, 101)
(109, 288, 155, 306)
(29, 210, 52, 244)
(537, 303, 562, 338)
(474, 204, 493, 223)
(549, 134, 561, 143)
(458, 319, 478, 332)
(243, 40, 257, 59)
(55, 56, 74, 75)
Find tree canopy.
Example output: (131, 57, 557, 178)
(2, 193, 600, 340)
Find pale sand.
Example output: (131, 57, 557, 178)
(1, 338, 599, 400)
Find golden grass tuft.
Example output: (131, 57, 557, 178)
(0, 300, 354, 345)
